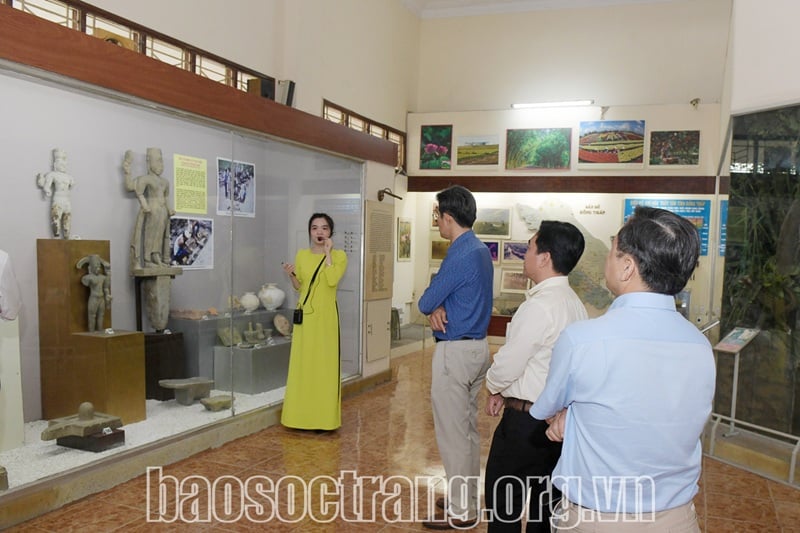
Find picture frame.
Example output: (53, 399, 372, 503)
(649, 130, 700, 166)
(482, 240, 500, 264)
(169, 216, 214, 270)
(397, 217, 412, 262)
(578, 120, 645, 167)
(431, 201, 440, 229)
(473, 207, 511, 239)
(420, 125, 452, 170)
(506, 128, 571, 170)
(430, 238, 451, 262)
(500, 269, 529, 294)
(456, 134, 500, 167)
(502, 240, 528, 264)
(216, 157, 256, 217)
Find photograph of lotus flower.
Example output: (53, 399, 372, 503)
(420, 125, 452, 170)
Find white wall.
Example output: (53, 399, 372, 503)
(89, 0, 421, 131)
(729, 0, 800, 114)
(415, 0, 732, 112)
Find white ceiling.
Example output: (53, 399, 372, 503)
(402, 0, 683, 18)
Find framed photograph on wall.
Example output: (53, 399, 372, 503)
(474, 207, 511, 239)
(649, 130, 700, 166)
(506, 128, 571, 170)
(430, 238, 451, 262)
(397, 217, 412, 261)
(420, 125, 452, 170)
(500, 269, 529, 294)
(456, 134, 500, 167)
(578, 120, 645, 167)
(216, 157, 256, 217)
(502, 240, 528, 264)
(431, 200, 439, 229)
(482, 240, 500, 264)
(169, 216, 214, 270)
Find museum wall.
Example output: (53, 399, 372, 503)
(88, 0, 421, 132)
(0, 68, 365, 422)
(414, 0, 733, 113)
(728, 0, 800, 114)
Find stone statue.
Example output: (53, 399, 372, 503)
(36, 148, 75, 239)
(123, 148, 174, 270)
(123, 148, 182, 332)
(76, 254, 112, 332)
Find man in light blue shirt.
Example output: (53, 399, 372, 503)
(530, 206, 715, 532)
(419, 185, 493, 529)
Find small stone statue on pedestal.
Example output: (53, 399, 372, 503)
(76, 254, 112, 332)
(123, 148, 182, 331)
(36, 148, 75, 239)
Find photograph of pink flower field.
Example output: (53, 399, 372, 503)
(578, 120, 645, 164)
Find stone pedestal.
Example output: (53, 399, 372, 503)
(167, 309, 292, 380)
(213, 339, 290, 394)
(145, 332, 186, 400)
(57, 429, 125, 453)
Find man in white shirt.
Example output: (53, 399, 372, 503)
(483, 221, 587, 532)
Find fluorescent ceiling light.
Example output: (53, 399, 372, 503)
(511, 99, 594, 109)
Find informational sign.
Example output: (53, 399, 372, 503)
(173, 154, 207, 214)
(714, 327, 760, 354)
(624, 198, 711, 255)
(364, 200, 394, 300)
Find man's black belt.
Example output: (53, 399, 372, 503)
(434, 336, 483, 343)
(504, 397, 533, 412)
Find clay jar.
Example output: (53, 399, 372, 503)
(240, 291, 259, 313)
(258, 283, 285, 311)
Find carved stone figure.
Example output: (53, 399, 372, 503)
(123, 148, 182, 332)
(36, 148, 75, 239)
(76, 254, 112, 332)
(124, 148, 174, 270)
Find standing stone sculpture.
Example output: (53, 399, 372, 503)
(76, 254, 112, 332)
(36, 148, 75, 239)
(124, 148, 174, 269)
(123, 148, 182, 331)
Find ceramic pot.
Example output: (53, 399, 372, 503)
(240, 291, 259, 313)
(258, 283, 285, 311)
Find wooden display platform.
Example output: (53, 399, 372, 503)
(37, 239, 146, 424)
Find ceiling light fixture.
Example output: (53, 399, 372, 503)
(511, 99, 595, 109)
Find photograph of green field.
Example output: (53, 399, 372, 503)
(473, 207, 511, 238)
(579, 120, 645, 164)
(506, 128, 571, 169)
(456, 134, 500, 166)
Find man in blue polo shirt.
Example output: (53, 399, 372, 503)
(531, 206, 715, 532)
(418, 185, 494, 530)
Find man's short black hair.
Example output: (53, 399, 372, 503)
(535, 220, 585, 276)
(615, 206, 700, 295)
(436, 185, 476, 228)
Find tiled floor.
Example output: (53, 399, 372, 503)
(9, 347, 800, 532)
